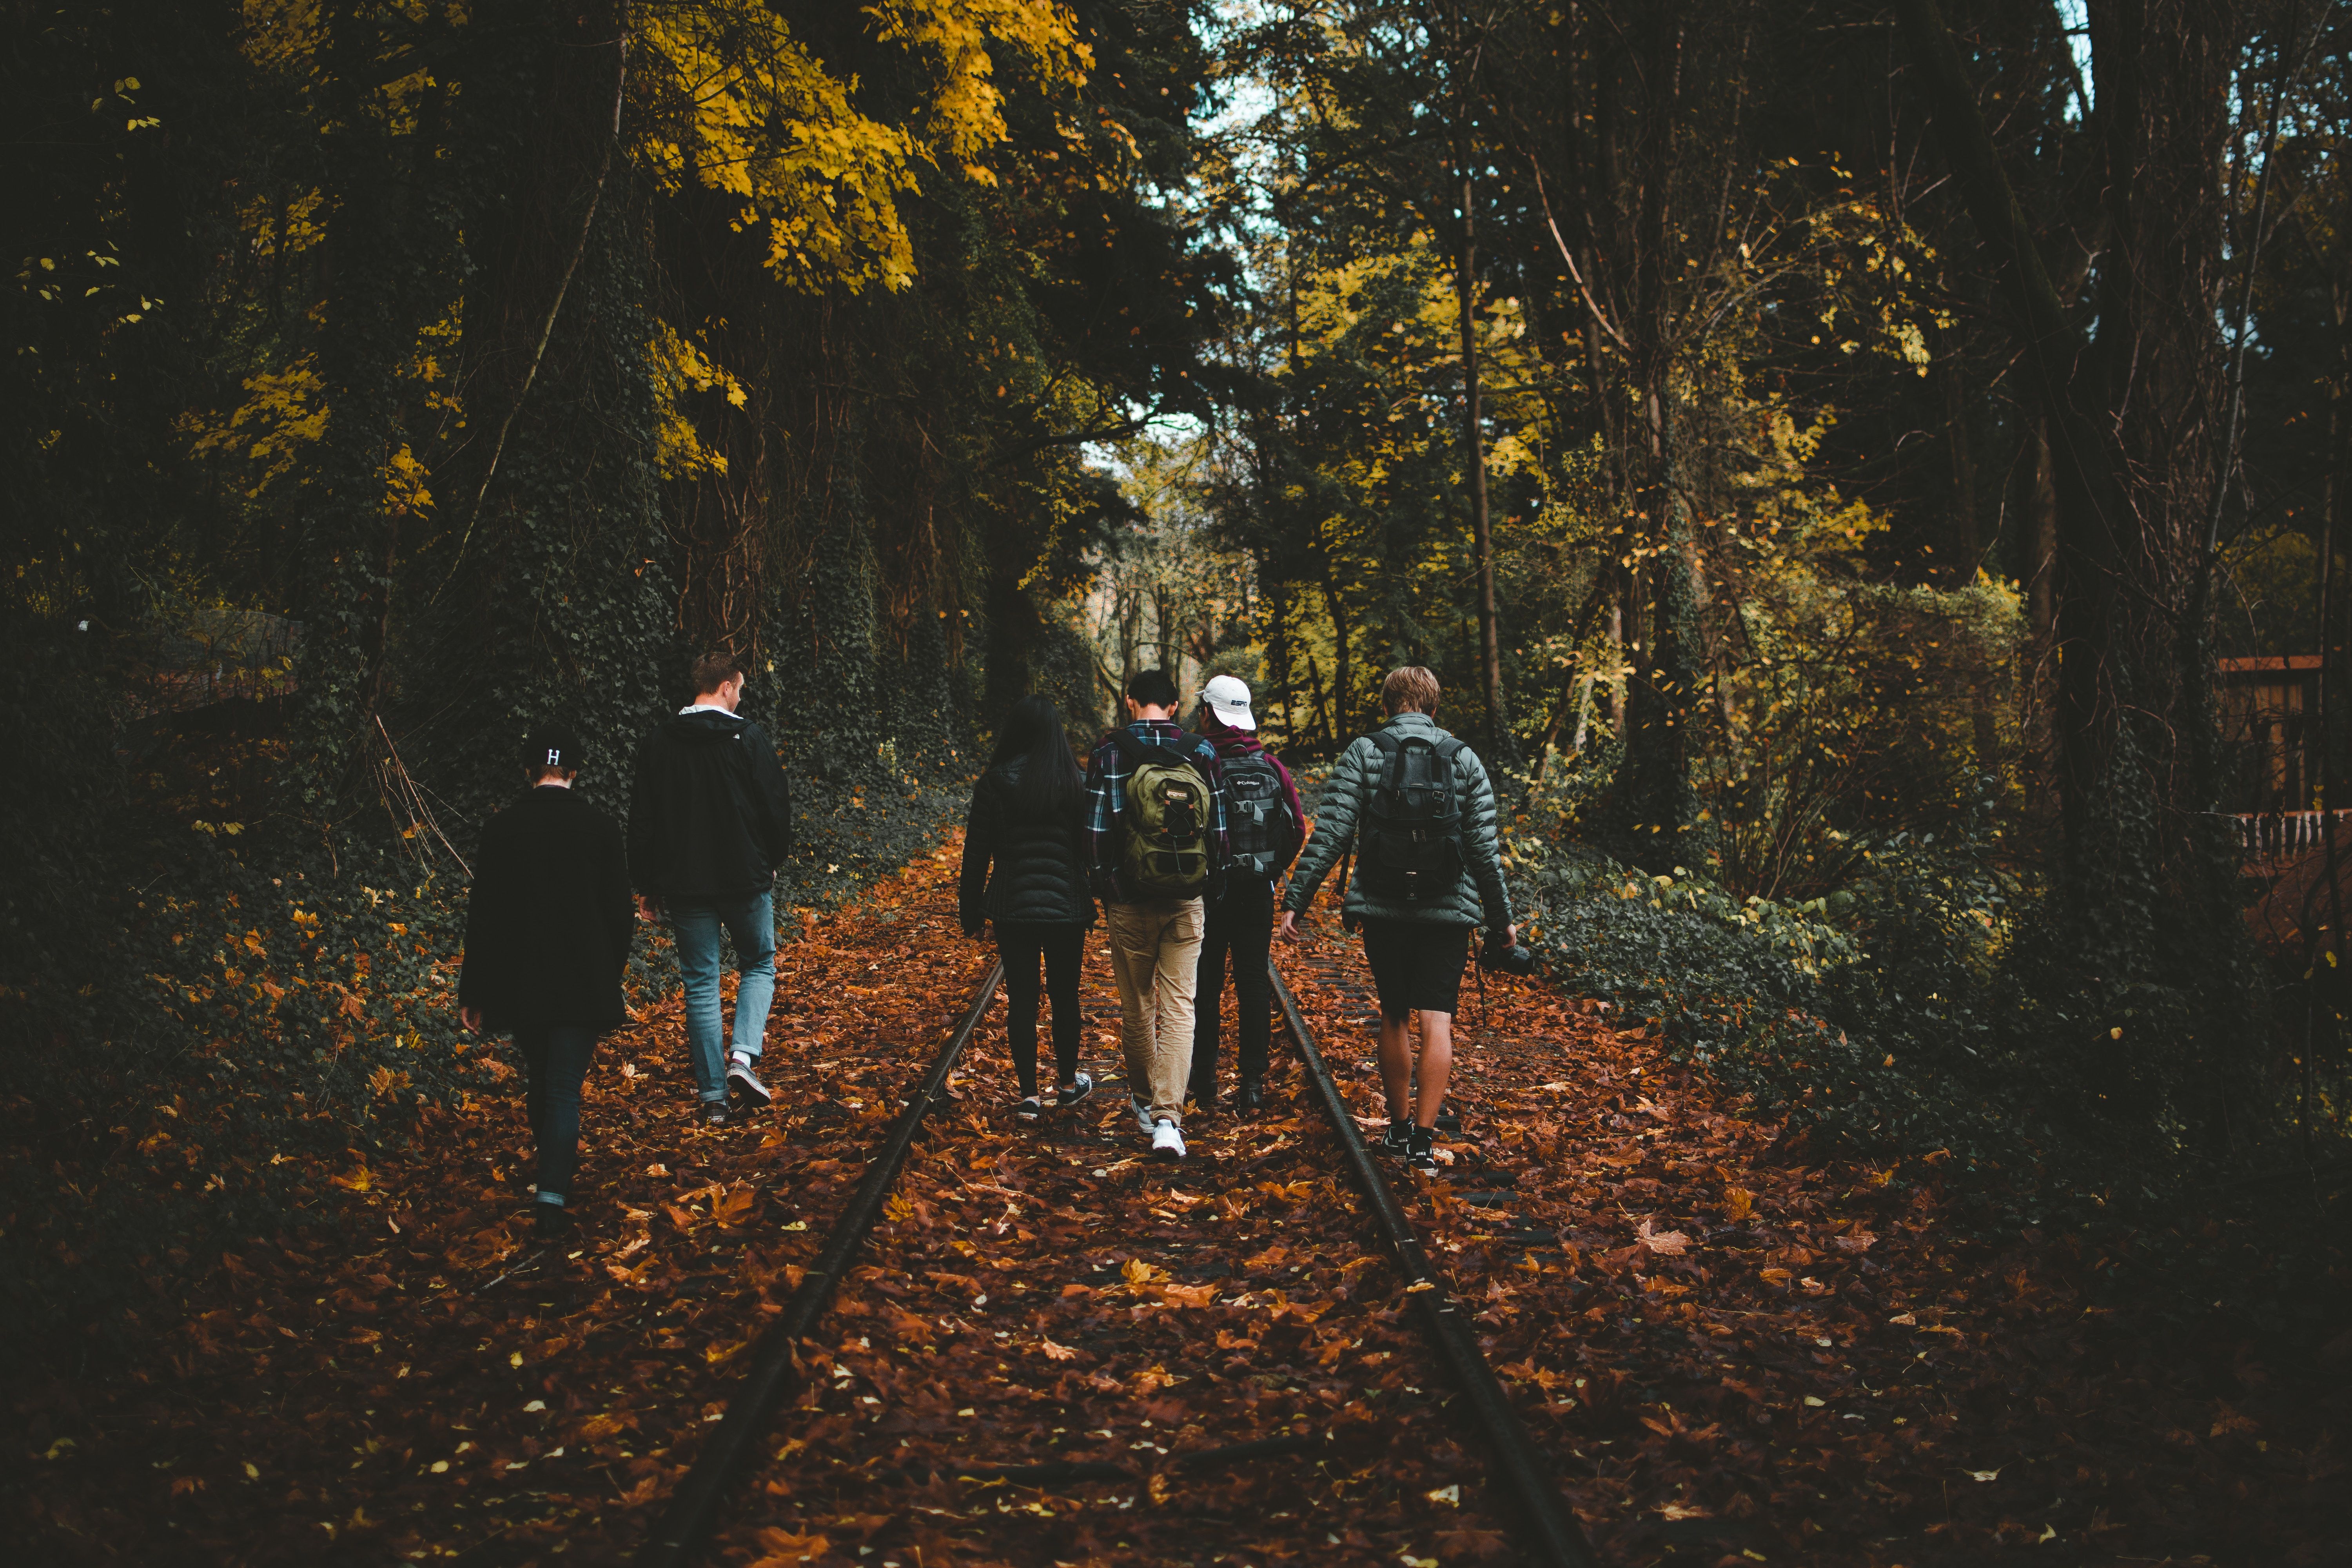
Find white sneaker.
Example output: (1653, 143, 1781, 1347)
(1151, 1118, 1186, 1161)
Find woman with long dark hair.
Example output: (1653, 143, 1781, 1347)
(958, 693, 1097, 1119)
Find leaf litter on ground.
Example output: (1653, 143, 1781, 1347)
(11, 834, 2348, 1566)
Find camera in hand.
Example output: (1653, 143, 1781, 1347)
(1478, 930, 1539, 976)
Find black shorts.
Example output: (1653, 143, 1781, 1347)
(1357, 918, 1471, 1020)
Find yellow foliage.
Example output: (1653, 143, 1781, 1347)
(186, 356, 329, 499)
(648, 323, 745, 479)
(868, 0, 1093, 184)
(635, 0, 1088, 292)
(383, 443, 432, 515)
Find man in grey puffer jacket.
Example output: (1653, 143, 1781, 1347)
(1279, 666, 1516, 1171)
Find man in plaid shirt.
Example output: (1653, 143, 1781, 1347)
(1083, 668, 1230, 1159)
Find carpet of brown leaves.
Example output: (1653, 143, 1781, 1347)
(11, 834, 2348, 1566)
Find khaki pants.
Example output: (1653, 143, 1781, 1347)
(1105, 898, 1205, 1124)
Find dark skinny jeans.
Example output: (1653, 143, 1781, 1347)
(514, 1025, 596, 1202)
(996, 922, 1087, 1098)
(1192, 876, 1276, 1092)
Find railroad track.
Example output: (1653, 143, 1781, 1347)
(635, 951, 1600, 1568)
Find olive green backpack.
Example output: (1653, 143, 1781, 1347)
(1109, 730, 1210, 897)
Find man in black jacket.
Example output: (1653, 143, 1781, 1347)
(628, 651, 794, 1126)
(460, 727, 635, 1234)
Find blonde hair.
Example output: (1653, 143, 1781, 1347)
(1381, 666, 1441, 717)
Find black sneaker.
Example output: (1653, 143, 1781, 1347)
(1016, 1095, 1044, 1123)
(699, 1100, 729, 1128)
(532, 1201, 575, 1237)
(727, 1055, 773, 1105)
(1238, 1076, 1265, 1112)
(1189, 1082, 1218, 1112)
(1380, 1118, 1412, 1158)
(1406, 1125, 1439, 1172)
(1056, 1072, 1095, 1110)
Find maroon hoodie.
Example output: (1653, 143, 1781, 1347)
(1192, 710, 1307, 877)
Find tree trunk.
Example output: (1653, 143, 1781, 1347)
(1613, 0, 1699, 863)
(1452, 2, 1513, 766)
(1894, 0, 2132, 857)
(1322, 571, 1352, 738)
(1940, 349, 1979, 581)
(294, 0, 423, 807)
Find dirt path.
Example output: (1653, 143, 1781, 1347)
(13, 835, 2347, 1566)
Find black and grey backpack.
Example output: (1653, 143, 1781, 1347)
(1221, 750, 1294, 879)
(1355, 730, 1466, 901)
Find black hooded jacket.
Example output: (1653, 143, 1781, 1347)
(627, 708, 793, 902)
(459, 786, 635, 1032)
(958, 758, 1094, 930)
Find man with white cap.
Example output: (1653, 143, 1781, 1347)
(1188, 674, 1306, 1111)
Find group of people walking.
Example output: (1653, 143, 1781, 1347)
(457, 651, 1520, 1233)
(953, 670, 1310, 1158)
(955, 663, 1519, 1173)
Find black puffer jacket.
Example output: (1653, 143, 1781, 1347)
(626, 709, 793, 902)
(958, 759, 1094, 930)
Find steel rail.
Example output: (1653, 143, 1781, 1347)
(634, 960, 1005, 1568)
(1270, 959, 1602, 1568)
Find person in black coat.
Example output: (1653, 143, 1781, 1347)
(459, 726, 635, 1233)
(627, 650, 793, 1125)
(959, 694, 1097, 1120)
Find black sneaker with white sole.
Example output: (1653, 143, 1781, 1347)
(1406, 1125, 1439, 1172)
(1380, 1118, 1412, 1158)
(699, 1100, 729, 1128)
(1056, 1072, 1095, 1110)
(727, 1055, 772, 1104)
(1016, 1095, 1044, 1123)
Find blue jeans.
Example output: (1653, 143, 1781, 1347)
(670, 889, 776, 1102)
(514, 1025, 595, 1202)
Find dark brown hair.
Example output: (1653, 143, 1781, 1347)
(689, 649, 748, 696)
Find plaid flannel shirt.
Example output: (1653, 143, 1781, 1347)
(1083, 719, 1230, 900)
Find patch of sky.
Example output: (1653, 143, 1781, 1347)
(1090, 3, 1282, 472)
(2054, 0, 2092, 122)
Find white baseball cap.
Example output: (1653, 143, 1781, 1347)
(1201, 674, 1256, 730)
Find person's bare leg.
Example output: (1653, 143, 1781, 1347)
(1376, 1014, 1415, 1120)
(1414, 1010, 1454, 1128)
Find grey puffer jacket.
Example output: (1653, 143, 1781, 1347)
(958, 759, 1096, 930)
(1281, 711, 1514, 931)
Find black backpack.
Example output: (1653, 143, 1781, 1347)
(1356, 730, 1467, 902)
(1221, 749, 1294, 879)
